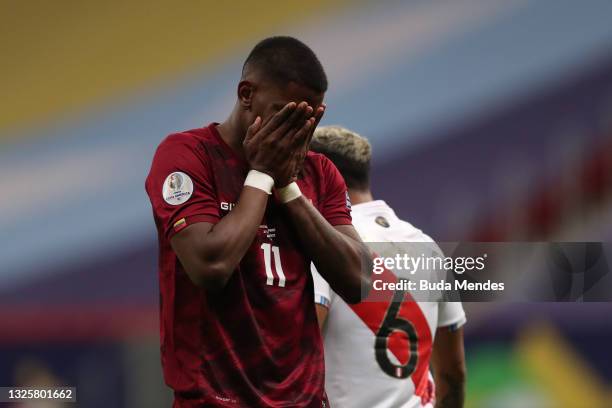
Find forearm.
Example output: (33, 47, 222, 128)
(434, 373, 465, 408)
(432, 328, 466, 408)
(283, 196, 370, 303)
(178, 186, 269, 288)
(207, 186, 268, 261)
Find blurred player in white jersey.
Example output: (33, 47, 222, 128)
(310, 126, 467, 408)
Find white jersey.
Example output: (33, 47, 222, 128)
(312, 200, 466, 408)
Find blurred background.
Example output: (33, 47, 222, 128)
(2, 0, 612, 406)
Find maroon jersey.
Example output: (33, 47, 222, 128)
(145, 123, 351, 407)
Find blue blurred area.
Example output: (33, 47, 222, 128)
(2, 1, 612, 407)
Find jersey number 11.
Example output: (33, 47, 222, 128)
(260, 243, 286, 287)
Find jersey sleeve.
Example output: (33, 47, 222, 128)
(146, 134, 220, 240)
(428, 236, 466, 329)
(319, 155, 352, 226)
(310, 263, 333, 307)
(437, 302, 467, 330)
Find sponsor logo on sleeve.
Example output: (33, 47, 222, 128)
(163, 172, 193, 205)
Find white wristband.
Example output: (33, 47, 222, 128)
(276, 182, 302, 203)
(244, 170, 274, 194)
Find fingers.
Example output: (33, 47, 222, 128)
(305, 104, 326, 146)
(313, 104, 326, 128)
(243, 116, 262, 145)
(259, 102, 297, 134)
(257, 101, 319, 147)
(277, 101, 313, 135)
(290, 116, 315, 148)
(287, 117, 315, 180)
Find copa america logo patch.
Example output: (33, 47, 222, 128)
(163, 171, 193, 205)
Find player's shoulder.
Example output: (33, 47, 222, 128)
(147, 126, 215, 186)
(157, 125, 214, 152)
(394, 217, 434, 243)
(304, 151, 339, 176)
(305, 150, 328, 165)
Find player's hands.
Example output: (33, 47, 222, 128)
(272, 103, 326, 186)
(292, 103, 326, 178)
(273, 115, 316, 187)
(243, 101, 315, 185)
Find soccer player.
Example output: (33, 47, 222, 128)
(310, 127, 467, 408)
(145, 38, 371, 407)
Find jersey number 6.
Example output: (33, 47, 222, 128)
(375, 289, 418, 379)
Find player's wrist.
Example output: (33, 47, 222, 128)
(275, 182, 302, 204)
(244, 169, 274, 194)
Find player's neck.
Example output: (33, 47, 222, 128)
(216, 112, 246, 157)
(349, 189, 374, 206)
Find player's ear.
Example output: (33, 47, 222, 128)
(238, 80, 254, 110)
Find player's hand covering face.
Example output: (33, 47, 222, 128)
(239, 78, 326, 186)
(243, 100, 325, 187)
(293, 103, 325, 176)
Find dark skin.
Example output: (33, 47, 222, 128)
(170, 67, 371, 303)
(431, 326, 466, 408)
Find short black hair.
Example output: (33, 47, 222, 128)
(310, 126, 372, 191)
(243, 36, 328, 93)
